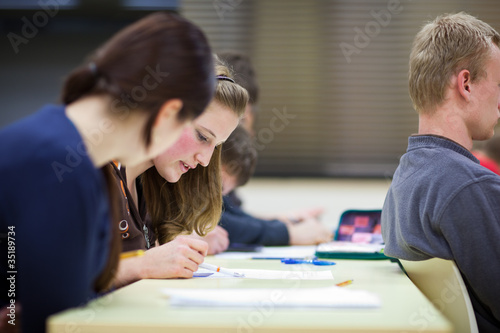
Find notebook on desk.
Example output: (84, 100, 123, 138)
(316, 209, 390, 260)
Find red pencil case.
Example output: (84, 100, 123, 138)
(334, 209, 383, 244)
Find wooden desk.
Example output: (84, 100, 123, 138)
(48, 258, 452, 333)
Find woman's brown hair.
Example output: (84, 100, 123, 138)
(94, 164, 123, 292)
(61, 11, 215, 146)
(142, 56, 249, 244)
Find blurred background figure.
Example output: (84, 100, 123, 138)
(472, 136, 500, 175)
(219, 125, 333, 247)
(218, 50, 259, 136)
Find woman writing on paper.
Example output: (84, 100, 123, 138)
(111, 57, 248, 286)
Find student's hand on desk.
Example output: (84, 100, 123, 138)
(287, 218, 333, 245)
(141, 236, 208, 279)
(278, 206, 326, 225)
(203, 226, 230, 255)
(114, 237, 208, 287)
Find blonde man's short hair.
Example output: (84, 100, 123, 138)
(409, 12, 500, 114)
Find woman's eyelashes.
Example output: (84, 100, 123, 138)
(196, 129, 209, 143)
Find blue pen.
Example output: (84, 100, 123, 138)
(281, 258, 336, 266)
(252, 257, 303, 260)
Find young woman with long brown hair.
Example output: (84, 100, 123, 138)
(111, 57, 248, 287)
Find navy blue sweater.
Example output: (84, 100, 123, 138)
(0, 105, 110, 332)
(219, 193, 289, 246)
(382, 135, 500, 332)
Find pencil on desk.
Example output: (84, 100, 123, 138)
(336, 279, 353, 287)
(120, 249, 145, 260)
(199, 263, 245, 277)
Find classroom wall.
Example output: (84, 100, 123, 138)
(1, 1, 499, 177)
(182, 0, 500, 177)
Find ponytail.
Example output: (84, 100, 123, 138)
(61, 63, 99, 105)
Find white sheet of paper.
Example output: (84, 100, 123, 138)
(162, 286, 381, 308)
(195, 267, 333, 280)
(215, 245, 317, 259)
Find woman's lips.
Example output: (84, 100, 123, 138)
(180, 161, 189, 173)
(180, 161, 195, 173)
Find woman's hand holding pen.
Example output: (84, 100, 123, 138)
(140, 236, 208, 279)
(115, 236, 208, 287)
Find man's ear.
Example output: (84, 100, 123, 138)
(154, 99, 183, 127)
(457, 69, 472, 102)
